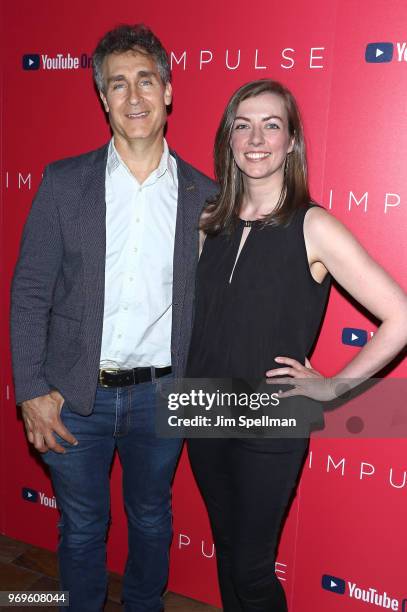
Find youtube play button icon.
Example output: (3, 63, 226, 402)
(365, 42, 394, 63)
(22, 54, 40, 70)
(342, 327, 368, 347)
(322, 574, 346, 594)
(22, 487, 38, 503)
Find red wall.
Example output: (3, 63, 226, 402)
(2, 0, 407, 608)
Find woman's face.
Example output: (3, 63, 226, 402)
(230, 92, 294, 184)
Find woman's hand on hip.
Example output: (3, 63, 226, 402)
(265, 356, 336, 401)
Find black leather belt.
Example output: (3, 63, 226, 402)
(98, 366, 172, 388)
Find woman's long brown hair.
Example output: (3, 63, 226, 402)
(201, 79, 311, 235)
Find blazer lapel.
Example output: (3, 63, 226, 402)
(172, 155, 201, 307)
(79, 144, 108, 379)
(171, 154, 204, 369)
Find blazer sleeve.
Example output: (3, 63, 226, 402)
(10, 165, 63, 404)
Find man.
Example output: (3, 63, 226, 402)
(11, 24, 217, 612)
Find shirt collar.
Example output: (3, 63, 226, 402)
(106, 138, 176, 185)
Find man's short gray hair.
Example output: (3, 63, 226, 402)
(92, 24, 171, 93)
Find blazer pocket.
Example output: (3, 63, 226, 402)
(47, 314, 82, 368)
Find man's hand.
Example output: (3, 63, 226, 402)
(21, 391, 78, 454)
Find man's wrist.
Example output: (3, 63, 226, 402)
(16, 384, 52, 406)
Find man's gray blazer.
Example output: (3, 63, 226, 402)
(11, 143, 217, 415)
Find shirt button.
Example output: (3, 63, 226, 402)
(134, 247, 138, 253)
(136, 218, 140, 223)
(123, 306, 128, 311)
(129, 276, 133, 282)
(117, 334, 122, 339)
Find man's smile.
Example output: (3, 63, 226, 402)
(125, 111, 150, 119)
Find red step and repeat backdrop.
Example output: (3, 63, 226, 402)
(1, 0, 407, 609)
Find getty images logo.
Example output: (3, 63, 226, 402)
(322, 574, 407, 610)
(365, 41, 407, 63)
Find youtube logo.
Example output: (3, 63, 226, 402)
(22, 487, 38, 503)
(342, 327, 368, 347)
(322, 574, 346, 594)
(365, 42, 394, 63)
(22, 54, 40, 70)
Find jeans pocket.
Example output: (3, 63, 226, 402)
(155, 373, 175, 401)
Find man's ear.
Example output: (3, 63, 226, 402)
(164, 82, 172, 106)
(100, 91, 109, 113)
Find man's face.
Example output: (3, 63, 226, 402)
(100, 49, 172, 147)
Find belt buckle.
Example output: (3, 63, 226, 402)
(99, 369, 119, 388)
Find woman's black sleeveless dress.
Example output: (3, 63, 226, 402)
(186, 203, 331, 612)
(187, 203, 330, 384)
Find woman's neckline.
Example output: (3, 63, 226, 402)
(236, 216, 262, 227)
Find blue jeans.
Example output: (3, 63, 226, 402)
(42, 376, 182, 612)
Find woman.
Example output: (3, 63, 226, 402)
(185, 79, 407, 612)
